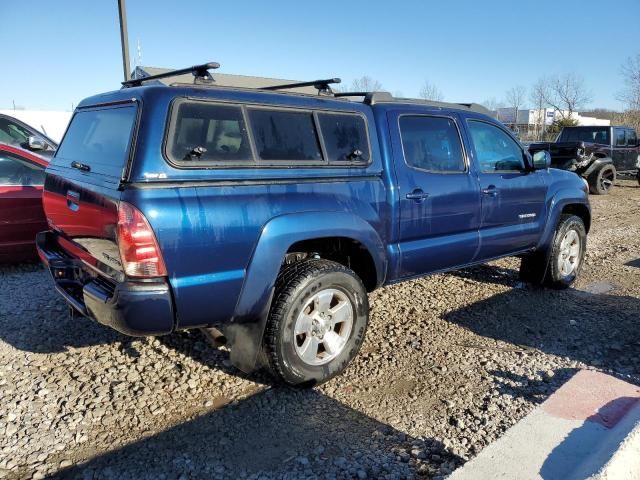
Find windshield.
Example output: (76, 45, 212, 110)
(53, 105, 137, 178)
(557, 127, 610, 145)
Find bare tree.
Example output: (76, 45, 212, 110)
(419, 80, 444, 101)
(350, 76, 383, 92)
(504, 85, 527, 127)
(619, 53, 640, 110)
(530, 78, 550, 140)
(480, 97, 506, 112)
(544, 73, 592, 120)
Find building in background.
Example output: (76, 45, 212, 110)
(496, 108, 611, 140)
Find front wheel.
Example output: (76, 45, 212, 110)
(263, 259, 369, 386)
(519, 214, 586, 289)
(545, 214, 587, 289)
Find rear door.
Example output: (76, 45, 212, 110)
(0, 149, 47, 260)
(43, 102, 138, 279)
(611, 127, 633, 171)
(464, 118, 548, 260)
(388, 110, 481, 277)
(626, 129, 639, 171)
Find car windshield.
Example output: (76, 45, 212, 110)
(557, 127, 610, 145)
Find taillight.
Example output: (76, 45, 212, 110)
(117, 202, 167, 278)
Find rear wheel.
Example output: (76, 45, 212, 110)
(263, 259, 369, 386)
(588, 164, 616, 195)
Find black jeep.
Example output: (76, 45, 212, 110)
(529, 126, 640, 194)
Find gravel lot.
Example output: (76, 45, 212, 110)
(1, 180, 639, 480)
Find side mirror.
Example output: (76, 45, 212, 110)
(27, 136, 47, 151)
(532, 150, 551, 170)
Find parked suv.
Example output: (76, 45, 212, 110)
(529, 125, 640, 194)
(37, 64, 591, 386)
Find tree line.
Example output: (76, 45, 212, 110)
(340, 53, 640, 136)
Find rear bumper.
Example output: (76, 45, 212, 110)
(36, 231, 175, 336)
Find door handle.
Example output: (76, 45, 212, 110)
(406, 190, 430, 201)
(482, 186, 499, 197)
(66, 190, 80, 211)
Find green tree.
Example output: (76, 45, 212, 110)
(545, 118, 579, 140)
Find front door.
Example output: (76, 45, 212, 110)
(464, 118, 548, 261)
(389, 111, 481, 278)
(0, 151, 46, 260)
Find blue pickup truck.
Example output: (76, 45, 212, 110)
(37, 64, 591, 386)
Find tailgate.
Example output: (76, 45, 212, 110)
(42, 102, 138, 281)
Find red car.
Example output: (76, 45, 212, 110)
(0, 143, 48, 262)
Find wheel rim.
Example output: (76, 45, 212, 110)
(557, 229, 581, 277)
(600, 168, 614, 191)
(293, 288, 354, 366)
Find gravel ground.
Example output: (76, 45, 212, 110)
(1, 180, 639, 480)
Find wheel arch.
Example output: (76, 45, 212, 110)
(538, 191, 591, 250)
(225, 211, 386, 373)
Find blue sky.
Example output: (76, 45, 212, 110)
(1, 0, 638, 111)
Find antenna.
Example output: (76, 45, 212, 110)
(263, 78, 341, 95)
(122, 62, 220, 87)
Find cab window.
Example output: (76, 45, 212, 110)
(467, 120, 524, 172)
(399, 116, 465, 172)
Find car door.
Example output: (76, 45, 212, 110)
(626, 129, 638, 171)
(464, 118, 548, 261)
(389, 110, 481, 278)
(611, 127, 630, 171)
(0, 149, 47, 260)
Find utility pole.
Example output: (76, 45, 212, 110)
(118, 0, 131, 81)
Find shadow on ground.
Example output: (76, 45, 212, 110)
(540, 396, 639, 479)
(447, 264, 640, 381)
(50, 388, 462, 479)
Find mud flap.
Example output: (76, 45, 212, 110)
(225, 290, 275, 373)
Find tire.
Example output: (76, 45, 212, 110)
(636, 171, 640, 187)
(588, 163, 616, 195)
(263, 259, 369, 387)
(545, 214, 587, 289)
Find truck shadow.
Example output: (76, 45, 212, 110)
(49, 387, 462, 479)
(446, 265, 640, 382)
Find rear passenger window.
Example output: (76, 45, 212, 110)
(248, 109, 322, 162)
(399, 116, 465, 172)
(627, 129, 637, 146)
(318, 113, 369, 163)
(615, 128, 626, 146)
(168, 102, 252, 163)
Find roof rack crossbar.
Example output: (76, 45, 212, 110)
(122, 62, 221, 88)
(333, 91, 369, 97)
(263, 78, 341, 95)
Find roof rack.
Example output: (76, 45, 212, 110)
(122, 62, 220, 88)
(263, 78, 341, 95)
(333, 92, 369, 98)
(336, 91, 490, 113)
